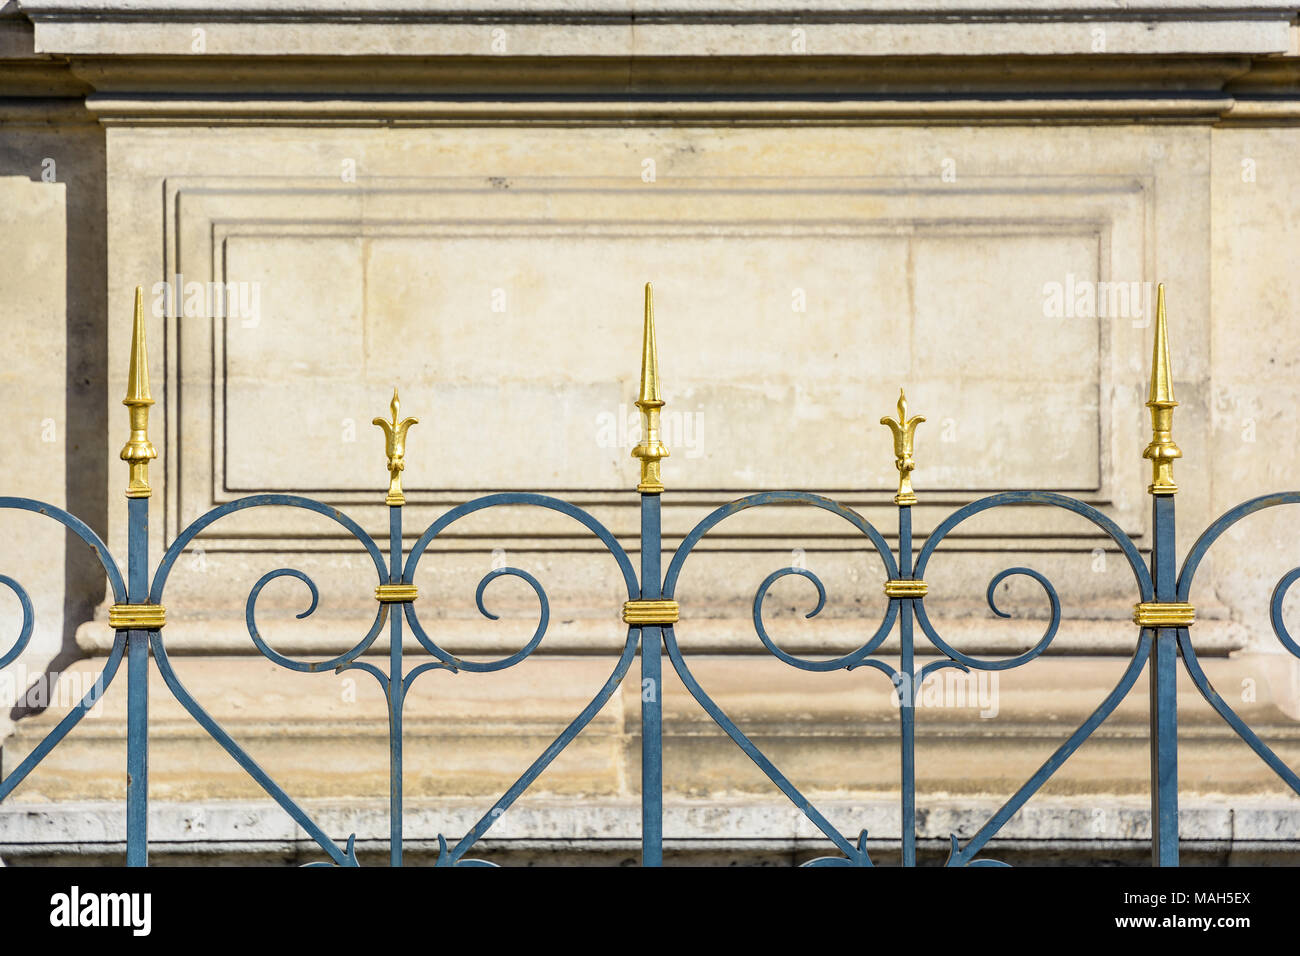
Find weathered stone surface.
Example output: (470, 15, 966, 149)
(6, 654, 1299, 802)
(3, 0, 1300, 862)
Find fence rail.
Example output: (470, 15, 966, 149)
(2, 282, 1298, 866)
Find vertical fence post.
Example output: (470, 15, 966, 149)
(1142, 284, 1181, 867)
(882, 390, 925, 867)
(388, 502, 404, 867)
(374, 389, 418, 868)
(119, 287, 157, 867)
(1148, 498, 1179, 866)
(639, 499, 663, 866)
(897, 506, 916, 867)
(390, 504, 404, 867)
(631, 283, 668, 867)
(125, 501, 149, 866)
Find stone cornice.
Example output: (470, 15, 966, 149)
(62, 53, 1258, 92)
(2, 1, 1300, 123)
(78, 92, 1244, 125)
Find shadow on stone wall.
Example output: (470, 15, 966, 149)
(0, 114, 107, 723)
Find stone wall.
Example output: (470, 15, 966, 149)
(2, 1, 1300, 863)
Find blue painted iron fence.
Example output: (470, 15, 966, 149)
(1, 282, 1297, 867)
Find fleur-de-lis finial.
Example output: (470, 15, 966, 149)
(373, 388, 418, 506)
(880, 388, 925, 506)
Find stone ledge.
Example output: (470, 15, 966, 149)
(1, 796, 1297, 865)
(71, 613, 1249, 657)
(82, 95, 1246, 126)
(4, 654, 1298, 803)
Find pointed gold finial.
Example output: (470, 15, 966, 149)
(1143, 284, 1181, 495)
(373, 387, 419, 506)
(880, 388, 925, 506)
(631, 282, 669, 494)
(119, 286, 157, 498)
(638, 281, 662, 407)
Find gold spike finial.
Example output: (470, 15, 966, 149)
(631, 282, 669, 494)
(637, 281, 662, 407)
(373, 387, 419, 506)
(1143, 284, 1181, 495)
(880, 387, 925, 506)
(119, 286, 157, 498)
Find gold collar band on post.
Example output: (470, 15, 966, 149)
(375, 584, 419, 603)
(109, 603, 166, 629)
(1133, 602, 1195, 627)
(622, 599, 679, 625)
(884, 580, 928, 598)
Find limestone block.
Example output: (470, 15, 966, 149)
(0, 174, 66, 742)
(1208, 126, 1300, 652)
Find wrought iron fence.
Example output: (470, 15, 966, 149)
(1, 281, 1298, 867)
